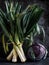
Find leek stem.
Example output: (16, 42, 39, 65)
(18, 43, 26, 61)
(7, 49, 13, 61)
(14, 44, 26, 62)
(12, 49, 17, 62)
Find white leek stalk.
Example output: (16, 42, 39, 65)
(7, 48, 17, 62)
(15, 45, 26, 62)
(18, 44, 26, 61)
(7, 49, 13, 61)
(12, 49, 17, 62)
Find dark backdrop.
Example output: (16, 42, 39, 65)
(0, 0, 49, 56)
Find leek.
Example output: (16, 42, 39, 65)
(0, 1, 44, 62)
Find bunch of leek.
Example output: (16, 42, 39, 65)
(0, 1, 44, 62)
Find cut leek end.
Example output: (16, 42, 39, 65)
(6, 50, 13, 61)
(12, 57, 17, 62)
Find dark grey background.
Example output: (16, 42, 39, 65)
(0, 0, 49, 63)
(0, 0, 49, 53)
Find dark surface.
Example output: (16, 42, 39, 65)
(0, 58, 49, 65)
